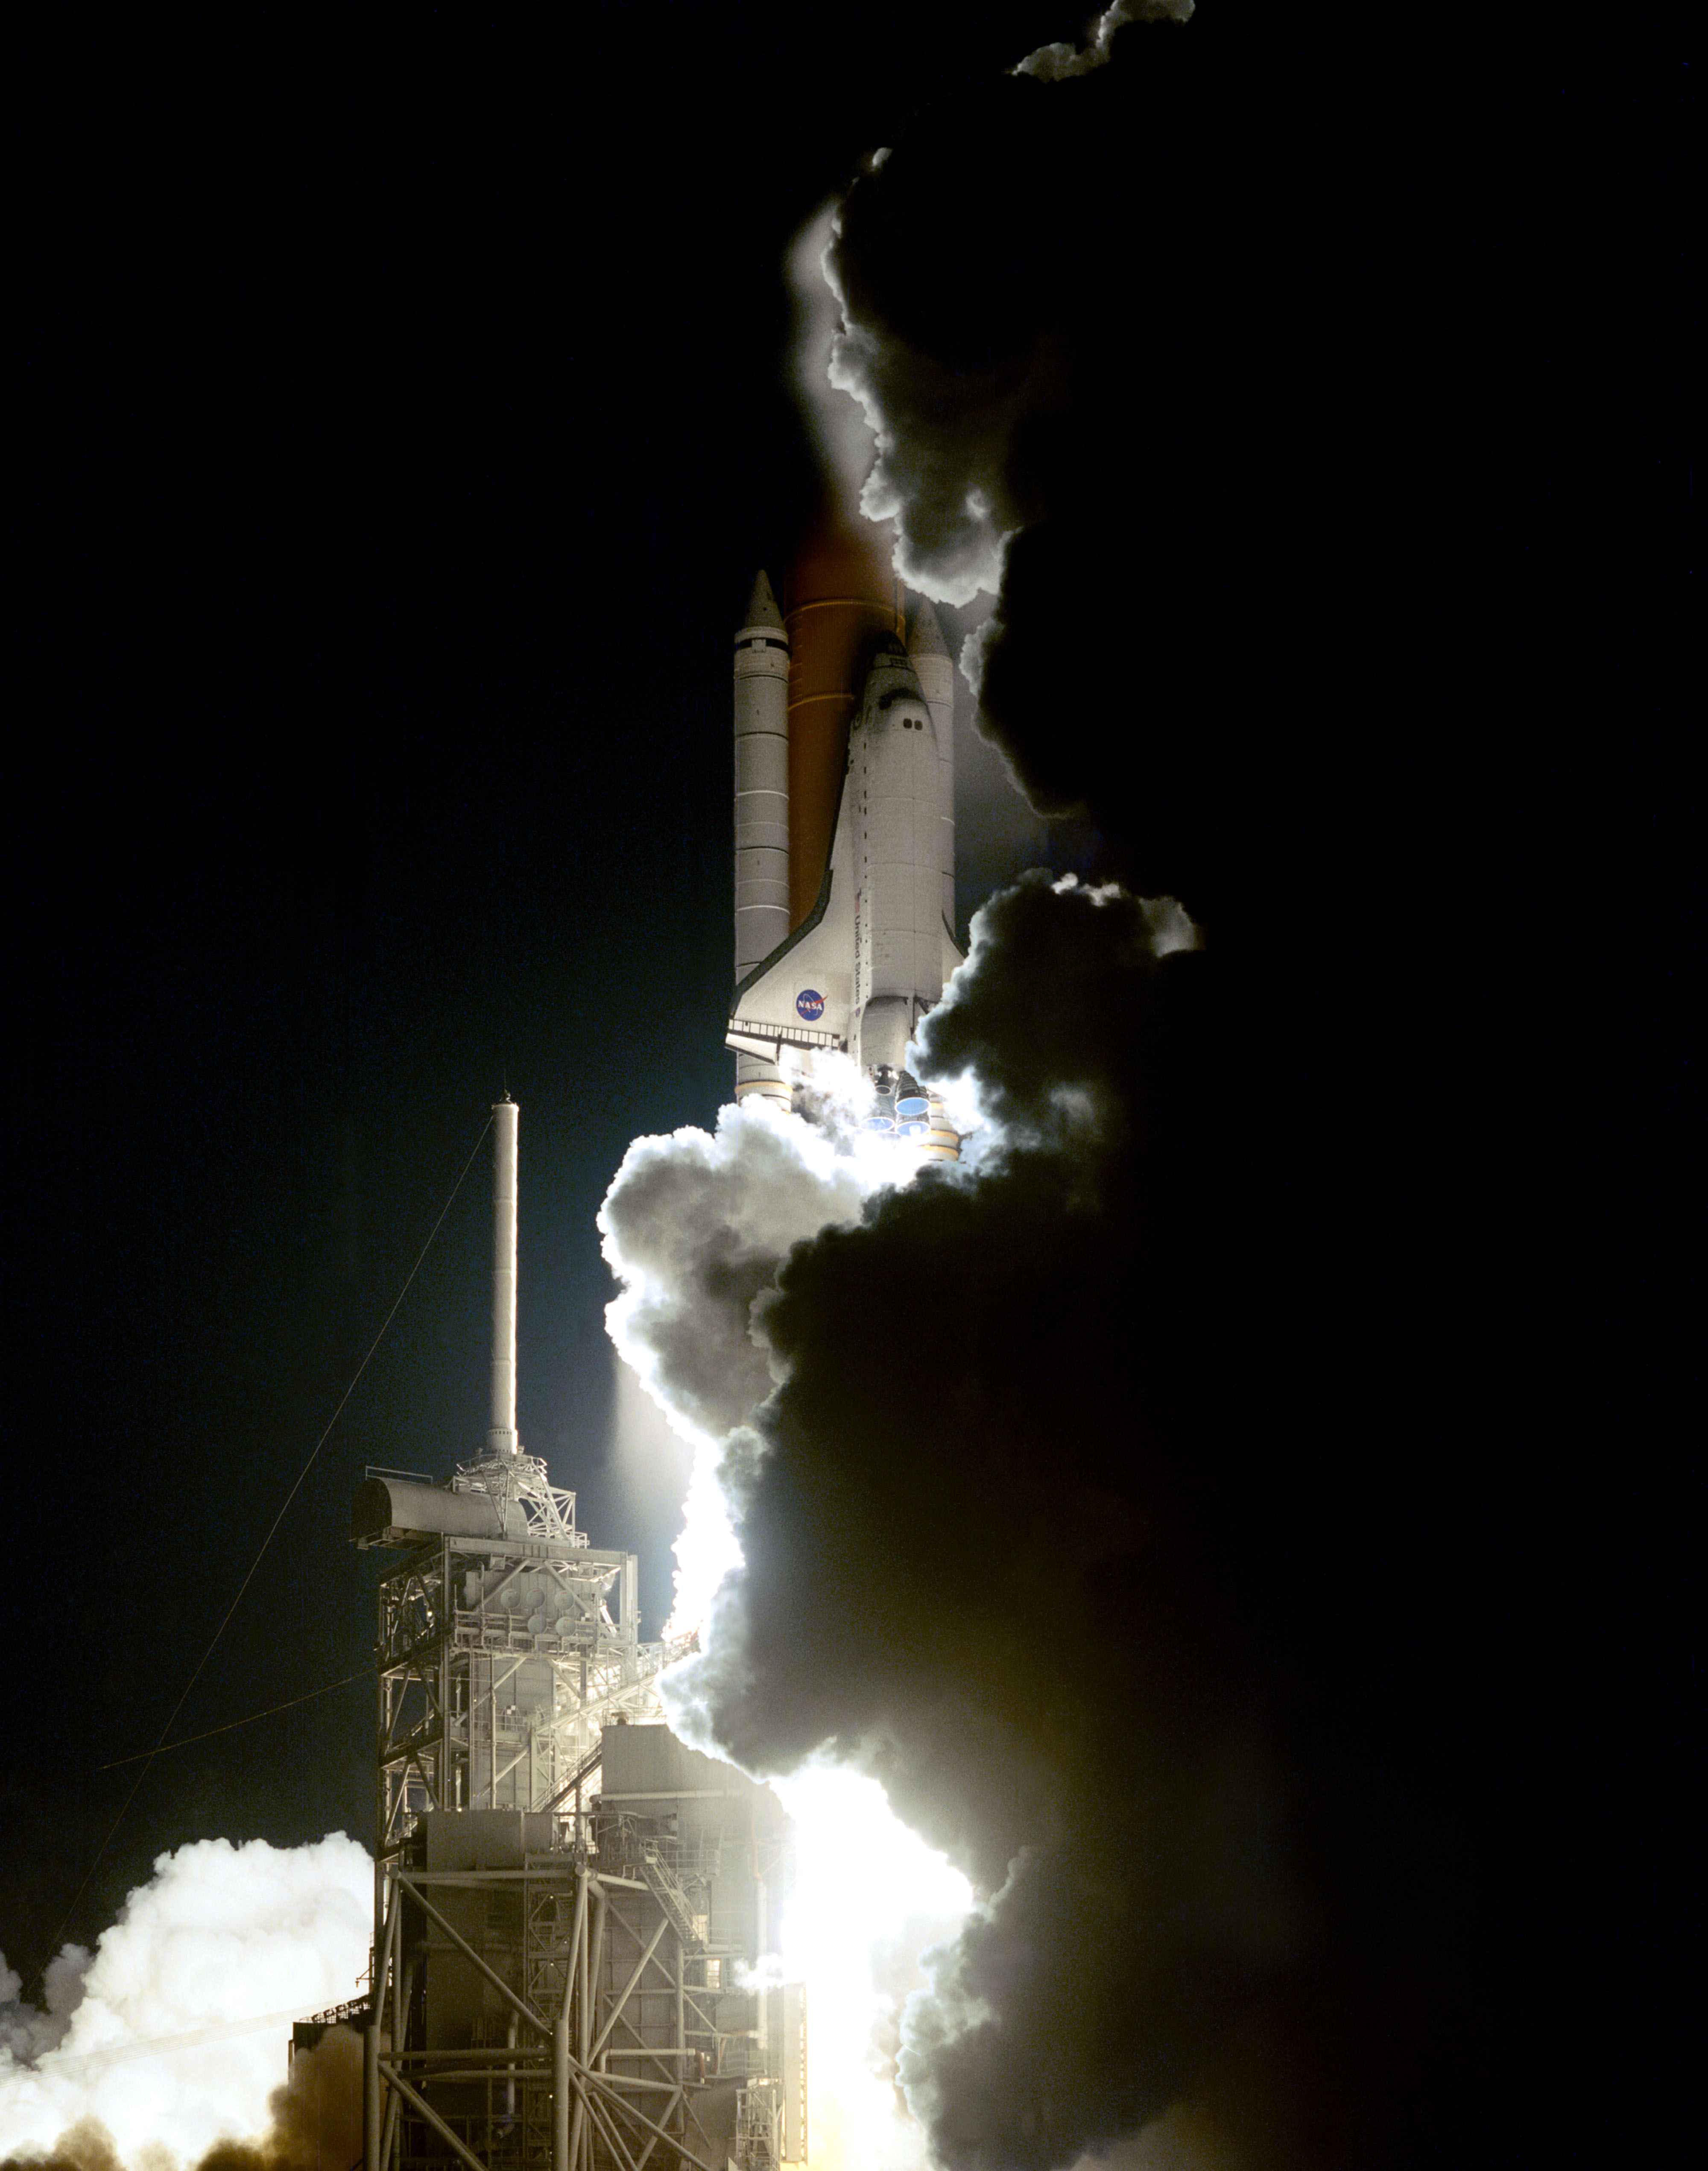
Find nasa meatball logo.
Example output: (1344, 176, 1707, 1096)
(796, 988, 825, 1022)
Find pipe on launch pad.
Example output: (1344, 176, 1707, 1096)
(351, 1475, 526, 1545)
(488, 1099, 519, 1457)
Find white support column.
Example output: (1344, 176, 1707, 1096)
(487, 1099, 519, 1457)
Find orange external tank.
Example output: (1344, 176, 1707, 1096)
(782, 509, 905, 930)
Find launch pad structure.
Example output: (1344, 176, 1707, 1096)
(338, 1103, 806, 2171)
(326, 547, 964, 2165)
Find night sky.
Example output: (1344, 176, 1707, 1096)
(7, 4, 1691, 2163)
(8, 0, 1080, 1980)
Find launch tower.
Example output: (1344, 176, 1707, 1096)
(350, 1104, 804, 2171)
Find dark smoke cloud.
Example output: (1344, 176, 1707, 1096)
(920, 876, 1197, 1154)
(816, 8, 1438, 928)
(0, 2120, 125, 2171)
(671, 878, 1314, 2164)
(193, 2029, 362, 2171)
(664, 4, 1680, 2160)
(816, 9, 1328, 934)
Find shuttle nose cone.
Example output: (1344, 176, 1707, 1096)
(740, 569, 784, 632)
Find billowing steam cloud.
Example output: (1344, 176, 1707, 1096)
(1015, 1, 1194, 84)
(821, 260, 1023, 608)
(701, 0, 1642, 2156)
(605, 876, 1304, 2167)
(600, 1083, 895, 1447)
(0, 1836, 369, 2171)
(599, 1065, 926, 1637)
(790, 5, 1200, 618)
(618, 41, 1484, 2160)
(788, 7, 1290, 926)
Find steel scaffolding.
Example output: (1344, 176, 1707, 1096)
(354, 1457, 804, 2170)
(334, 1107, 804, 2166)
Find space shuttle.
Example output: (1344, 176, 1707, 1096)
(726, 519, 962, 1153)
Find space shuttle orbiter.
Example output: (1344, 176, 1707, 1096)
(726, 519, 962, 1152)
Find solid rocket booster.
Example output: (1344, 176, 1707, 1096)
(733, 572, 792, 990)
(728, 523, 963, 1146)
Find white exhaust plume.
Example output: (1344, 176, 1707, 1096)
(599, 1074, 984, 2163)
(597, 1085, 893, 1450)
(597, 1075, 933, 1641)
(599, 883, 1208, 2167)
(601, 880, 1196, 1646)
(602, 875, 1240, 2171)
(0, 1834, 370, 2170)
